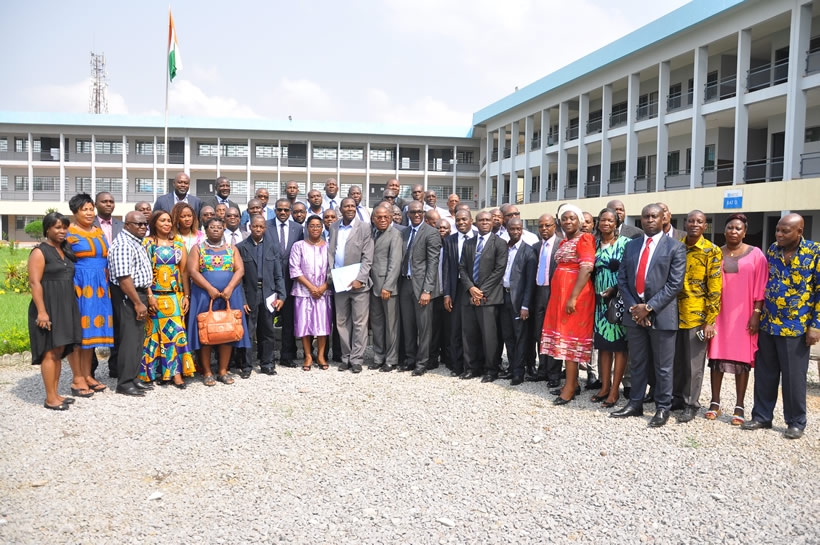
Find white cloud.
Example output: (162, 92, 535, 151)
(363, 89, 470, 127)
(262, 77, 336, 121)
(25, 79, 129, 114)
(168, 79, 259, 118)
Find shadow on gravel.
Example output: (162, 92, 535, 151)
(7, 361, 117, 406)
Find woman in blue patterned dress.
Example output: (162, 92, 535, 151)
(66, 193, 114, 397)
(138, 210, 195, 388)
(187, 217, 249, 386)
(592, 208, 629, 407)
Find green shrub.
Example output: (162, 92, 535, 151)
(24, 220, 43, 241)
(4, 260, 30, 294)
(0, 327, 30, 355)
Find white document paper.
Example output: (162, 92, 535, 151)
(331, 263, 362, 292)
(265, 293, 279, 313)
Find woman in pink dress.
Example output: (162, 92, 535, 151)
(289, 215, 332, 371)
(706, 213, 767, 425)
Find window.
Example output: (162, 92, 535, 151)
(16, 216, 41, 230)
(610, 160, 626, 182)
(312, 147, 337, 160)
(95, 140, 126, 155)
(254, 181, 278, 195)
(198, 143, 218, 157)
(16, 138, 41, 153)
(668, 83, 682, 109)
(455, 186, 473, 201)
(255, 144, 281, 158)
(704, 145, 715, 170)
(75, 177, 121, 193)
(637, 156, 647, 178)
(806, 126, 820, 143)
(14, 176, 27, 191)
(135, 141, 155, 155)
(221, 143, 248, 157)
(0, 138, 7, 152)
(340, 147, 364, 161)
(531, 175, 540, 194)
(668, 151, 681, 175)
(76, 140, 92, 154)
(369, 148, 394, 162)
(15, 176, 58, 191)
(0, 175, 7, 190)
(280, 181, 306, 195)
(457, 151, 474, 164)
(687, 78, 694, 105)
(229, 179, 248, 195)
(134, 178, 155, 192)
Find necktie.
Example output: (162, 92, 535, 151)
(405, 227, 416, 276)
(635, 238, 653, 295)
(473, 236, 484, 283)
(357, 207, 364, 221)
(536, 241, 550, 286)
(330, 199, 336, 210)
(459, 234, 468, 260)
(231, 231, 237, 245)
(279, 223, 287, 254)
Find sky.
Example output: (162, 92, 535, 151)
(0, 0, 690, 129)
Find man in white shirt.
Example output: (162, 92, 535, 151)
(439, 193, 460, 235)
(443, 210, 474, 376)
(497, 204, 539, 245)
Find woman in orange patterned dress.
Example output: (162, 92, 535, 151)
(66, 193, 114, 397)
(541, 204, 596, 405)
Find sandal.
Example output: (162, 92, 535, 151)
(203, 375, 216, 387)
(591, 391, 610, 403)
(731, 406, 745, 426)
(216, 374, 235, 385)
(705, 402, 721, 420)
(70, 387, 94, 398)
(88, 383, 107, 392)
(319, 363, 329, 370)
(302, 363, 312, 371)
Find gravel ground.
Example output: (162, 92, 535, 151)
(0, 350, 818, 545)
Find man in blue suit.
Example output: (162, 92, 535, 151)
(612, 203, 686, 428)
(153, 172, 202, 217)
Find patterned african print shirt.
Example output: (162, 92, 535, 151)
(677, 235, 722, 328)
(761, 237, 820, 337)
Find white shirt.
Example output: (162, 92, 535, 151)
(334, 221, 354, 268)
(498, 227, 539, 245)
(537, 234, 557, 286)
(323, 195, 339, 211)
(440, 209, 458, 235)
(355, 205, 371, 223)
(503, 240, 522, 288)
(173, 193, 189, 205)
(275, 220, 290, 249)
(636, 231, 664, 299)
(457, 230, 474, 261)
(223, 227, 245, 246)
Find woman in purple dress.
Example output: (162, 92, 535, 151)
(289, 215, 332, 371)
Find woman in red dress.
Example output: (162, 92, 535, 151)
(541, 204, 595, 405)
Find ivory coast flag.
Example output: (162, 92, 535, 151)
(168, 10, 182, 81)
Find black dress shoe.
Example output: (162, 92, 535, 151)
(338, 362, 351, 372)
(425, 361, 439, 370)
(134, 381, 154, 391)
(368, 363, 382, 371)
(398, 364, 414, 372)
(525, 375, 547, 383)
(239, 369, 252, 379)
(116, 385, 145, 397)
(510, 376, 524, 386)
(677, 406, 698, 423)
(449, 370, 461, 377)
(351, 364, 363, 374)
(550, 385, 581, 396)
(585, 380, 602, 391)
(497, 370, 513, 380)
(741, 419, 773, 431)
(784, 426, 804, 439)
(279, 359, 298, 368)
(411, 367, 426, 376)
(546, 379, 560, 388)
(259, 367, 277, 376)
(380, 364, 396, 373)
(460, 371, 481, 380)
(610, 404, 643, 418)
(480, 374, 497, 383)
(648, 409, 670, 428)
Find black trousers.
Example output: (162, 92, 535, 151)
(323, 296, 343, 361)
(530, 285, 562, 380)
(624, 326, 676, 410)
(278, 282, 298, 360)
(91, 281, 120, 378)
(110, 284, 148, 389)
(462, 298, 499, 375)
(447, 296, 466, 374)
(500, 291, 530, 380)
(399, 278, 432, 369)
(239, 288, 276, 371)
(429, 296, 450, 366)
(752, 331, 810, 430)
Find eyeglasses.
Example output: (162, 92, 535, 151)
(407, 210, 423, 214)
(276, 208, 291, 212)
(225, 213, 239, 217)
(127, 222, 149, 227)
(505, 212, 521, 217)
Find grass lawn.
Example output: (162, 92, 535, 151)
(0, 245, 33, 339)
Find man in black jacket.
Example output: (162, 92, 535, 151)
(526, 213, 561, 385)
(442, 209, 474, 376)
(237, 215, 286, 378)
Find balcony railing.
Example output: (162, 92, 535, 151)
(530, 136, 541, 151)
(427, 159, 449, 172)
(800, 151, 820, 176)
(586, 181, 601, 198)
(546, 132, 559, 146)
(607, 179, 625, 195)
(565, 125, 579, 141)
(480, 157, 487, 167)
(667, 93, 685, 112)
(399, 159, 421, 171)
(491, 149, 498, 161)
(609, 111, 627, 128)
(636, 100, 658, 121)
(747, 59, 788, 92)
(502, 147, 511, 159)
(806, 48, 820, 75)
(664, 170, 691, 189)
(701, 164, 734, 187)
(704, 74, 737, 103)
(744, 157, 783, 183)
(458, 162, 480, 172)
(586, 117, 602, 135)
(193, 155, 217, 165)
(633, 174, 656, 193)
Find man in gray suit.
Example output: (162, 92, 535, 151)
(153, 172, 202, 217)
(328, 198, 373, 374)
(399, 200, 441, 376)
(607, 199, 643, 239)
(201, 176, 240, 212)
(612, 204, 686, 428)
(368, 205, 403, 372)
(458, 211, 508, 382)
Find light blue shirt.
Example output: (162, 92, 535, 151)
(334, 221, 354, 268)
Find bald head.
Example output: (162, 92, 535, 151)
(776, 213, 804, 249)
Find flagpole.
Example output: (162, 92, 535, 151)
(163, 5, 170, 196)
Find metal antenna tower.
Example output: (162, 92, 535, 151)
(89, 52, 109, 114)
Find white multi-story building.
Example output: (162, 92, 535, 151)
(2, 0, 820, 246)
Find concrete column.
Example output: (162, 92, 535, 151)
(733, 29, 751, 185)
(485, 134, 493, 207)
(497, 126, 506, 205)
(539, 110, 548, 202)
(152, 136, 158, 202)
(246, 137, 252, 202)
(27, 133, 33, 202)
(365, 142, 371, 207)
(690, 46, 708, 190)
(524, 115, 533, 203)
(577, 93, 588, 198)
(395, 143, 400, 179)
(424, 143, 429, 191)
(59, 132, 65, 203)
(216, 137, 221, 177)
(510, 120, 519, 203)
(183, 135, 190, 176)
(625, 74, 639, 194)
(276, 139, 281, 198)
(601, 85, 612, 196)
(336, 141, 341, 182)
(783, 3, 812, 180)
(122, 135, 128, 203)
(452, 145, 457, 194)
(557, 102, 568, 200)
(656, 61, 670, 192)
(90, 134, 96, 199)
(307, 140, 312, 189)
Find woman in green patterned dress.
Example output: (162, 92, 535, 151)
(592, 208, 629, 407)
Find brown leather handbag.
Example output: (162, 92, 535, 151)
(197, 299, 244, 345)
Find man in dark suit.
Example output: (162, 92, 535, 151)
(427, 217, 452, 370)
(237, 215, 286, 378)
(399, 200, 441, 376)
(458, 211, 508, 382)
(369, 205, 403, 372)
(201, 176, 240, 212)
(328, 198, 374, 374)
(607, 199, 643, 239)
(267, 198, 305, 367)
(499, 218, 537, 385)
(153, 172, 202, 217)
(443, 210, 474, 376)
(526, 213, 561, 385)
(612, 204, 686, 428)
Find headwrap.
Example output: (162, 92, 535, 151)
(556, 203, 585, 234)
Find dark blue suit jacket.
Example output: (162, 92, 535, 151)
(617, 234, 686, 331)
(507, 242, 537, 313)
(153, 192, 202, 217)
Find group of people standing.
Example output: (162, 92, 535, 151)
(26, 173, 819, 440)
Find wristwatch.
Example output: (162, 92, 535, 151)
(423, 290, 431, 295)
(645, 304, 653, 313)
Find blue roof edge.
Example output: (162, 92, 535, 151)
(471, 0, 746, 126)
(0, 111, 475, 139)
